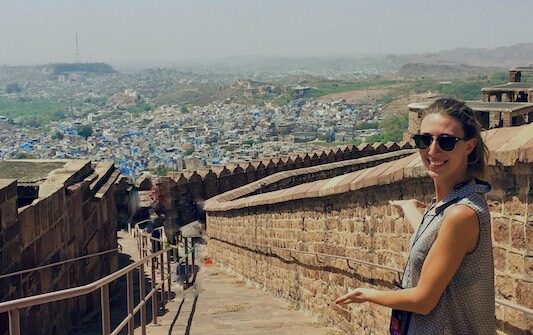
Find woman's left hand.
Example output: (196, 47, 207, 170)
(335, 288, 374, 305)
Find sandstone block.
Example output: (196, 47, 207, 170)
(510, 222, 526, 249)
(493, 247, 507, 272)
(516, 280, 533, 309)
(507, 252, 525, 275)
(493, 217, 510, 245)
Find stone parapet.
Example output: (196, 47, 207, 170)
(0, 160, 121, 335)
(205, 124, 533, 335)
(159, 142, 414, 230)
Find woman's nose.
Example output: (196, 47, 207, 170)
(427, 137, 441, 154)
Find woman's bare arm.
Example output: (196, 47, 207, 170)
(336, 205, 479, 315)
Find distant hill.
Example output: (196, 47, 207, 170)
(51, 62, 115, 75)
(0, 62, 116, 82)
(399, 63, 502, 79)
(386, 43, 533, 69)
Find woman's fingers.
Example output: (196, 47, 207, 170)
(335, 289, 364, 304)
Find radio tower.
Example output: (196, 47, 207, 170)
(75, 29, 80, 63)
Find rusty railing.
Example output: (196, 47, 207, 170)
(0, 224, 195, 335)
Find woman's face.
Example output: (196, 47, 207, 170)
(419, 113, 476, 183)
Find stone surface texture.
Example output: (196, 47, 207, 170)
(205, 124, 533, 335)
(0, 160, 127, 335)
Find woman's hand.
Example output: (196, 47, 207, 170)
(389, 199, 425, 216)
(335, 288, 374, 305)
(389, 199, 426, 231)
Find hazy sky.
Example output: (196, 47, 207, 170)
(1, 0, 532, 65)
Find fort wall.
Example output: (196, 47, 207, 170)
(0, 161, 123, 335)
(205, 125, 533, 335)
(159, 142, 414, 233)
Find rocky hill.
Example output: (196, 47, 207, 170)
(386, 43, 533, 69)
(399, 63, 502, 79)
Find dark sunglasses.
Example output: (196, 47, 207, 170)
(412, 134, 464, 151)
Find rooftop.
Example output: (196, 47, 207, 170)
(511, 66, 533, 71)
(481, 82, 533, 92)
(0, 160, 67, 183)
(408, 101, 533, 113)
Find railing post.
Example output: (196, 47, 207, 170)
(176, 237, 181, 283)
(167, 249, 172, 302)
(151, 256, 158, 325)
(160, 249, 165, 308)
(191, 240, 196, 280)
(8, 309, 20, 335)
(184, 238, 189, 287)
(139, 263, 147, 335)
(127, 271, 135, 335)
(101, 284, 111, 335)
(139, 234, 143, 260)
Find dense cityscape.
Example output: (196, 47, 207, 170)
(0, 64, 389, 176)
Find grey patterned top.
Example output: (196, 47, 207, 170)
(401, 179, 495, 335)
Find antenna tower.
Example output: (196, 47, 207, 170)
(75, 29, 80, 63)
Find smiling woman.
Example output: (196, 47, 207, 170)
(336, 98, 495, 335)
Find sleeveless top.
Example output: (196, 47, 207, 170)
(401, 179, 495, 335)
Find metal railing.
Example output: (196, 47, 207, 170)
(0, 223, 195, 335)
(0, 248, 120, 280)
(212, 237, 533, 317)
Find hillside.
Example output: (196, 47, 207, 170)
(386, 43, 533, 69)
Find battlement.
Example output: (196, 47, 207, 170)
(0, 160, 130, 335)
(204, 123, 533, 334)
(158, 141, 414, 230)
(205, 123, 533, 212)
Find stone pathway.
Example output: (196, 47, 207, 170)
(70, 230, 343, 335)
(146, 262, 343, 335)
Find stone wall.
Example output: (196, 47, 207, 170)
(159, 142, 413, 234)
(0, 161, 122, 335)
(0, 179, 21, 332)
(206, 162, 533, 334)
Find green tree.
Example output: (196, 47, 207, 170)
(52, 131, 64, 140)
(379, 113, 408, 142)
(15, 152, 36, 159)
(155, 165, 170, 176)
(366, 113, 408, 144)
(76, 124, 93, 139)
(180, 106, 189, 114)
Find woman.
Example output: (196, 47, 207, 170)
(335, 98, 495, 334)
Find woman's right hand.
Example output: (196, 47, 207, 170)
(389, 199, 425, 216)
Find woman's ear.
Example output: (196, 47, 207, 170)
(465, 138, 477, 156)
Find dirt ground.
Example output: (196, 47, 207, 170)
(318, 84, 405, 104)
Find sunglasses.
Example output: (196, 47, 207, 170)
(412, 134, 464, 151)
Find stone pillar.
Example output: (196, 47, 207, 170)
(408, 110, 421, 134)
(489, 112, 501, 128)
(509, 70, 521, 82)
(502, 92, 509, 102)
(502, 113, 512, 127)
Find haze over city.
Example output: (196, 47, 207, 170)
(1, 0, 533, 66)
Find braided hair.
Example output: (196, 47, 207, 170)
(422, 98, 487, 178)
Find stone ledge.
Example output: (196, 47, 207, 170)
(205, 124, 533, 212)
(203, 150, 415, 211)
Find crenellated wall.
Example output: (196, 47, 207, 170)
(0, 160, 123, 335)
(205, 124, 533, 335)
(159, 142, 413, 235)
